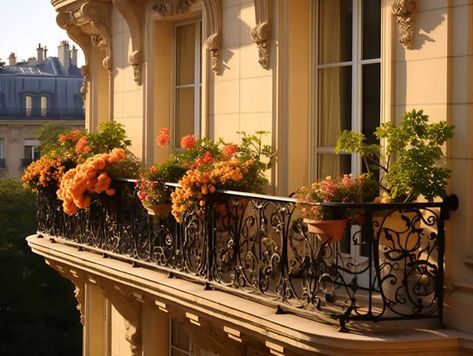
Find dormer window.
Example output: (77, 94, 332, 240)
(23, 94, 49, 118)
(25, 95, 32, 117)
(41, 96, 47, 117)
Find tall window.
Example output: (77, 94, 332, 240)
(25, 95, 32, 117)
(24, 139, 40, 161)
(169, 319, 193, 356)
(40, 96, 48, 117)
(173, 20, 202, 148)
(314, 0, 381, 179)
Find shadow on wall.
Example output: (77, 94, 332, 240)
(411, 9, 446, 50)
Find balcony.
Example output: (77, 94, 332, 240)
(36, 180, 458, 331)
(21, 158, 35, 167)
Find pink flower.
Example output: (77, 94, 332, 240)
(202, 151, 213, 163)
(222, 144, 238, 158)
(137, 190, 147, 201)
(180, 135, 196, 149)
(156, 128, 170, 147)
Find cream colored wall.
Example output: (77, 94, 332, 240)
(209, 0, 273, 145)
(112, 7, 145, 159)
(393, 0, 473, 334)
(110, 305, 134, 356)
(85, 284, 108, 356)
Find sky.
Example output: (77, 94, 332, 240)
(0, 0, 85, 66)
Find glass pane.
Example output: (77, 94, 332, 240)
(171, 349, 188, 356)
(24, 146, 33, 159)
(175, 87, 195, 147)
(171, 320, 190, 351)
(362, 63, 380, 144)
(176, 23, 196, 86)
(317, 66, 352, 147)
(317, 154, 351, 180)
(362, 0, 381, 60)
(318, 0, 352, 64)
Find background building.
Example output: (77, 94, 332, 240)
(26, 0, 473, 355)
(0, 41, 84, 178)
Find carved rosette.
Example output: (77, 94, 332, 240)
(252, 0, 272, 70)
(153, 0, 193, 16)
(204, 0, 222, 75)
(392, 0, 416, 49)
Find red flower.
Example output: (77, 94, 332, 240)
(222, 144, 238, 158)
(202, 151, 213, 163)
(156, 128, 170, 147)
(137, 190, 147, 201)
(180, 135, 196, 149)
(75, 136, 92, 154)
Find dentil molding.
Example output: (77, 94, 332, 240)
(251, 0, 272, 70)
(392, 0, 416, 49)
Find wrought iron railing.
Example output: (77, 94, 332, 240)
(36, 180, 458, 331)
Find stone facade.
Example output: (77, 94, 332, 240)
(27, 0, 473, 354)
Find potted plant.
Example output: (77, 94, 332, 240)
(170, 131, 275, 223)
(335, 109, 455, 202)
(295, 174, 378, 242)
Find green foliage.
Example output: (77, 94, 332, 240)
(336, 109, 455, 201)
(88, 121, 132, 154)
(0, 179, 81, 355)
(37, 124, 72, 156)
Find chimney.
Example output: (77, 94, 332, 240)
(57, 40, 70, 74)
(37, 43, 44, 63)
(44, 46, 48, 58)
(8, 52, 16, 66)
(27, 57, 37, 66)
(71, 45, 78, 67)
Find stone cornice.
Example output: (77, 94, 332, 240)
(26, 234, 473, 355)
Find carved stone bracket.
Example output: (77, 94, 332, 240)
(80, 2, 113, 72)
(46, 260, 86, 326)
(153, 0, 193, 16)
(113, 0, 146, 85)
(251, 0, 272, 69)
(103, 284, 142, 356)
(392, 0, 416, 49)
(204, 0, 222, 75)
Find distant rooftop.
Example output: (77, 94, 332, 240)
(1, 57, 82, 77)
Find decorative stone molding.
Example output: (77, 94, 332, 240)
(46, 260, 86, 326)
(204, 0, 222, 75)
(153, 0, 193, 16)
(392, 0, 416, 49)
(80, 65, 90, 101)
(103, 284, 142, 356)
(251, 0, 272, 69)
(113, 0, 146, 85)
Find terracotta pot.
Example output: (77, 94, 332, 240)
(142, 202, 171, 217)
(303, 218, 347, 243)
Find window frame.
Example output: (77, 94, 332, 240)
(168, 318, 193, 356)
(310, 0, 384, 181)
(171, 18, 203, 149)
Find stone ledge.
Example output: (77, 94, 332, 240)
(27, 234, 473, 355)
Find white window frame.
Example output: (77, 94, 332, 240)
(311, 0, 383, 181)
(24, 139, 39, 160)
(311, 0, 384, 261)
(172, 19, 202, 148)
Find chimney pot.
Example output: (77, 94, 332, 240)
(8, 52, 16, 66)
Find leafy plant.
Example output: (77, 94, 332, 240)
(336, 109, 454, 202)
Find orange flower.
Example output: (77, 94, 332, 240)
(180, 135, 196, 149)
(222, 144, 238, 158)
(156, 128, 171, 147)
(75, 136, 92, 154)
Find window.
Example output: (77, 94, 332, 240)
(169, 319, 193, 356)
(40, 96, 47, 117)
(314, 0, 381, 179)
(173, 20, 202, 148)
(0, 138, 5, 168)
(25, 95, 32, 117)
(24, 139, 40, 161)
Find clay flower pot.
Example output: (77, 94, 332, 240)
(303, 218, 348, 243)
(142, 202, 171, 218)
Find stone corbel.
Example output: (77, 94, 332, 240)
(46, 260, 86, 326)
(153, 0, 193, 16)
(204, 0, 222, 75)
(113, 0, 146, 85)
(56, 12, 92, 101)
(392, 0, 416, 49)
(103, 284, 142, 356)
(251, 0, 272, 69)
(80, 1, 113, 73)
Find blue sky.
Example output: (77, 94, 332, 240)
(0, 0, 85, 66)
